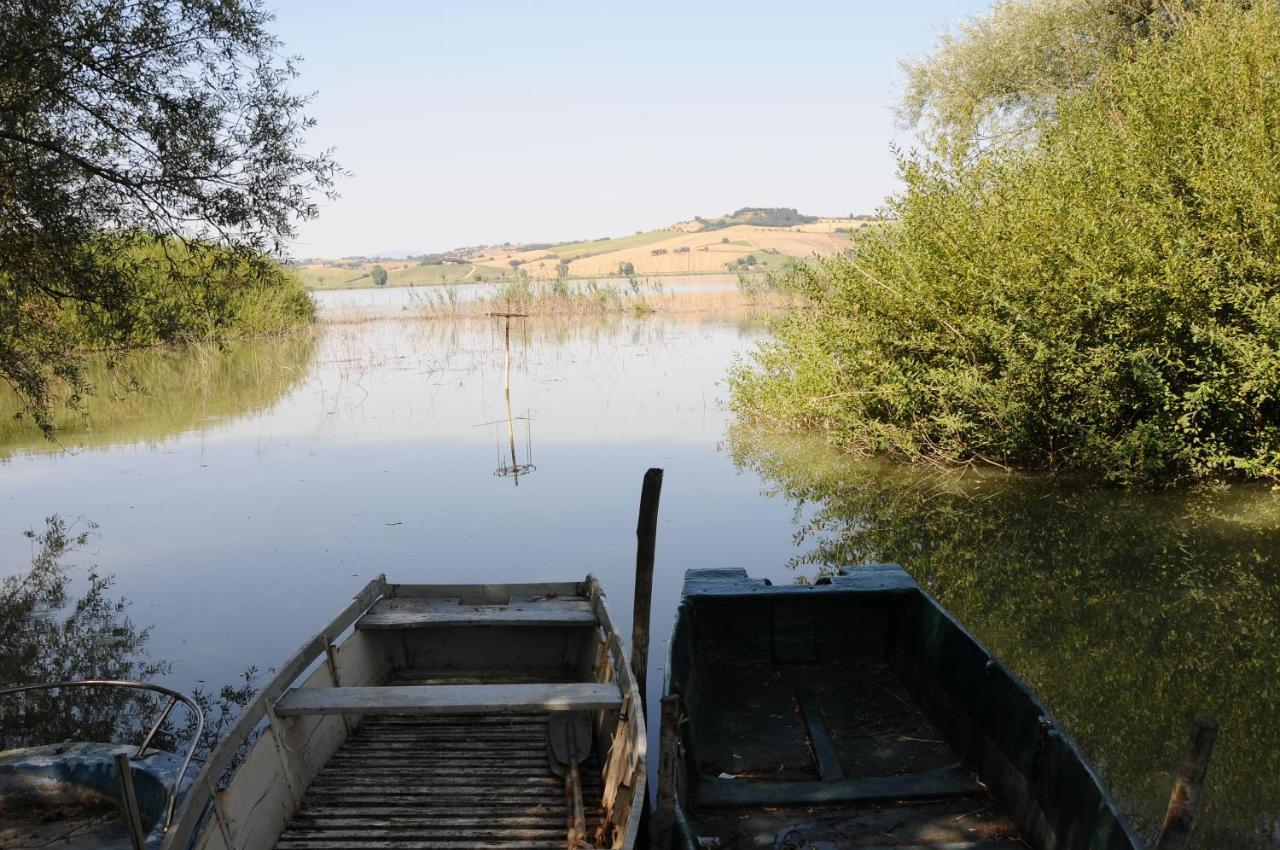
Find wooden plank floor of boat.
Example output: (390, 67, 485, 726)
(274, 714, 603, 850)
(0, 801, 127, 848)
(685, 659, 1027, 849)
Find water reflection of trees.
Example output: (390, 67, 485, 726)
(0, 517, 253, 757)
(0, 332, 319, 458)
(728, 426, 1280, 850)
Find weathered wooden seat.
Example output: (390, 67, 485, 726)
(273, 682, 622, 716)
(695, 764, 983, 808)
(356, 596, 599, 629)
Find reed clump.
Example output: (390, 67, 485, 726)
(405, 277, 791, 321)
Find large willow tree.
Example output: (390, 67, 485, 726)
(733, 1, 1280, 484)
(898, 0, 1196, 155)
(0, 0, 336, 430)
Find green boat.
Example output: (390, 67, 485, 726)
(653, 565, 1143, 850)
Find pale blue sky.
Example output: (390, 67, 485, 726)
(270, 1, 992, 257)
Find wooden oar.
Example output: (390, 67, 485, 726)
(548, 712, 592, 848)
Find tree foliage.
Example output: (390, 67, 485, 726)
(698, 207, 817, 231)
(370, 264, 388, 286)
(0, 0, 335, 430)
(734, 1, 1280, 483)
(898, 0, 1201, 155)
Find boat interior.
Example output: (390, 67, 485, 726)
(172, 577, 645, 850)
(0, 797, 126, 850)
(664, 567, 1139, 850)
(0, 682, 203, 850)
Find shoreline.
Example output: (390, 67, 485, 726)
(318, 287, 793, 326)
(303, 270, 762, 293)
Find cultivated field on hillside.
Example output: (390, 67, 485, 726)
(295, 260, 498, 289)
(292, 213, 872, 289)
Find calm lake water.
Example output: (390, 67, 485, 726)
(1, 302, 1276, 848)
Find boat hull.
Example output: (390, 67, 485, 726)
(658, 565, 1143, 850)
(164, 576, 645, 850)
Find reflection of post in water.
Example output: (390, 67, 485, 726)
(488, 311, 535, 485)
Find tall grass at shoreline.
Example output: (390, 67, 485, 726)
(417, 275, 665, 318)
(380, 274, 794, 322)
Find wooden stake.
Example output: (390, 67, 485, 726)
(631, 468, 664, 712)
(566, 763, 587, 847)
(650, 694, 681, 850)
(1155, 715, 1220, 850)
(114, 753, 147, 850)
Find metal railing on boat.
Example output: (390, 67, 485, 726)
(0, 678, 205, 837)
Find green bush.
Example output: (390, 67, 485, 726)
(732, 3, 1280, 484)
(59, 240, 315, 348)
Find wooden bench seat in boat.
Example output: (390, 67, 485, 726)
(272, 682, 623, 716)
(356, 595, 599, 629)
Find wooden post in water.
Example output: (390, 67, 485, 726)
(1154, 715, 1220, 850)
(631, 467, 663, 712)
(488, 311, 530, 485)
(502, 315, 516, 482)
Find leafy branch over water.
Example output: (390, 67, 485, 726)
(1, 0, 333, 434)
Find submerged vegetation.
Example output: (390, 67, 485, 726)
(732, 2, 1280, 483)
(3, 239, 316, 441)
(7, 237, 316, 436)
(0, 332, 318, 458)
(485, 276, 663, 317)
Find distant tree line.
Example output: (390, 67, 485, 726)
(699, 207, 818, 231)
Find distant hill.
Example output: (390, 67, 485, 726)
(292, 210, 878, 289)
(694, 207, 818, 231)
